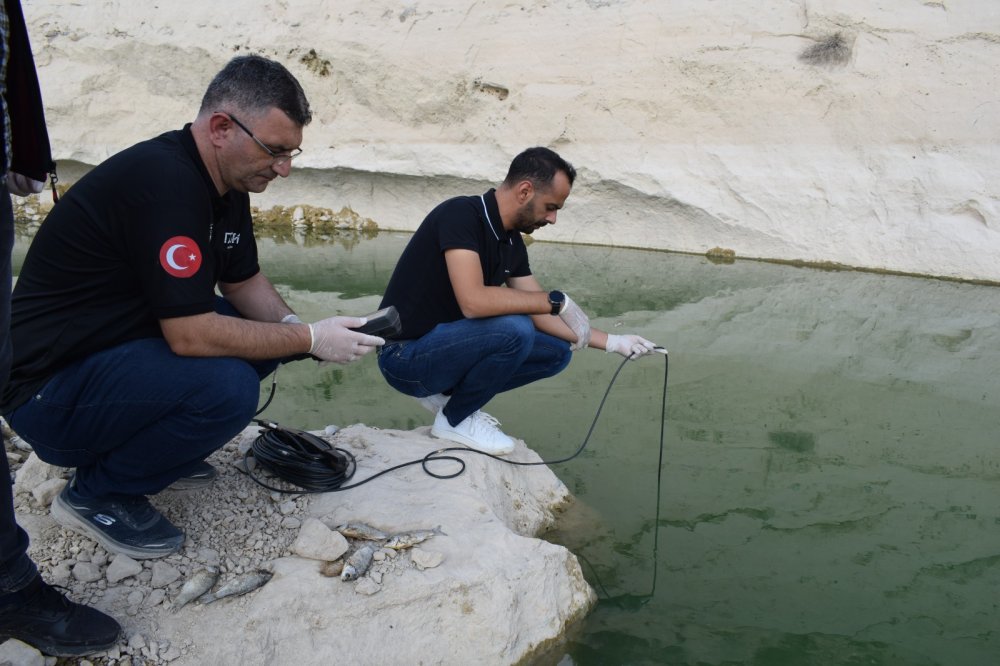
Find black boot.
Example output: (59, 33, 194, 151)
(0, 574, 121, 657)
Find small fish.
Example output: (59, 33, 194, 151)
(199, 569, 273, 604)
(383, 526, 447, 551)
(172, 567, 219, 611)
(341, 545, 376, 581)
(336, 522, 390, 541)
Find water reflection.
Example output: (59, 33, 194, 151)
(16, 228, 999, 664)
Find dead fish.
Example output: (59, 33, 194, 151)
(319, 559, 344, 578)
(336, 522, 389, 541)
(199, 569, 273, 604)
(341, 545, 376, 581)
(172, 567, 219, 611)
(383, 526, 447, 551)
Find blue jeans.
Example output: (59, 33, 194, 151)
(0, 188, 38, 594)
(7, 299, 281, 500)
(377, 315, 572, 425)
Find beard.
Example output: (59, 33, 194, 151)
(512, 202, 549, 235)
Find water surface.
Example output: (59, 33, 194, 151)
(16, 229, 999, 665)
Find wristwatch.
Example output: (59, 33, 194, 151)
(548, 290, 565, 315)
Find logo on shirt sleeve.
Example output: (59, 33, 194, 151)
(159, 236, 203, 278)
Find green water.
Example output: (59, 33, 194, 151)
(14, 229, 1000, 665)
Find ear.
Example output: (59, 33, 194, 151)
(516, 180, 534, 204)
(207, 112, 233, 148)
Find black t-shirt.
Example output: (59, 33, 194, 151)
(1, 126, 259, 412)
(379, 189, 531, 340)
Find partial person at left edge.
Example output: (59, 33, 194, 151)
(0, 53, 384, 572)
(0, 0, 122, 657)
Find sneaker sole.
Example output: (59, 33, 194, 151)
(51, 493, 182, 560)
(430, 425, 515, 456)
(164, 476, 216, 492)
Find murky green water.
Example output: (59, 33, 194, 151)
(14, 229, 1000, 665)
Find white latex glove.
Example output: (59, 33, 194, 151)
(558, 294, 591, 351)
(5, 172, 45, 197)
(280, 313, 303, 324)
(605, 333, 657, 359)
(307, 316, 385, 364)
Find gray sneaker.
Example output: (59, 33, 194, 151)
(51, 483, 184, 559)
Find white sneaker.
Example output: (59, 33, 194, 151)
(431, 409, 515, 455)
(416, 393, 450, 414)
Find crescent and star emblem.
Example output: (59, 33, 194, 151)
(158, 236, 203, 278)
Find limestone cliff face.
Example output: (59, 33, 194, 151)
(22, 0, 1000, 281)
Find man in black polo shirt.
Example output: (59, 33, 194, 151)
(0, 55, 384, 560)
(377, 147, 657, 455)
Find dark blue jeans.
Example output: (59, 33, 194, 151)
(0, 188, 38, 594)
(377, 315, 572, 426)
(7, 299, 280, 499)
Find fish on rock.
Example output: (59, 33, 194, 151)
(384, 526, 447, 550)
(199, 569, 273, 604)
(335, 522, 389, 542)
(172, 567, 219, 611)
(341, 545, 376, 582)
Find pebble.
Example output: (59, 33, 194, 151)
(411, 548, 444, 569)
(31, 477, 66, 506)
(146, 589, 167, 607)
(280, 516, 301, 529)
(107, 555, 143, 584)
(290, 518, 349, 561)
(355, 578, 380, 595)
(72, 562, 103, 583)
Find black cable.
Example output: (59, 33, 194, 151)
(244, 353, 668, 513)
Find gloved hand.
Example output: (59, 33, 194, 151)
(605, 333, 657, 359)
(280, 313, 303, 324)
(4, 172, 45, 197)
(308, 316, 385, 364)
(558, 294, 591, 351)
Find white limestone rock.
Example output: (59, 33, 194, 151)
(12, 453, 61, 496)
(20, 1, 1000, 282)
(290, 518, 349, 561)
(106, 554, 143, 584)
(0, 639, 46, 666)
(31, 477, 66, 507)
(156, 424, 595, 665)
(410, 548, 444, 570)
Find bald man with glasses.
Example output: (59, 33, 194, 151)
(0, 55, 382, 560)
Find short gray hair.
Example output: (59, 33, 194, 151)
(199, 55, 312, 125)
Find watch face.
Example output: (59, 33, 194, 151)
(549, 290, 565, 314)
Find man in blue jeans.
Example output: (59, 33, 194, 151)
(0, 55, 383, 562)
(377, 147, 657, 455)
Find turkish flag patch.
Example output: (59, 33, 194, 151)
(159, 236, 203, 278)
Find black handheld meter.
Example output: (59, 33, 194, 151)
(352, 305, 402, 338)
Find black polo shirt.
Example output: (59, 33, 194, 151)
(379, 189, 531, 340)
(1, 125, 259, 412)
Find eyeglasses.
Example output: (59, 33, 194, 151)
(220, 112, 302, 167)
